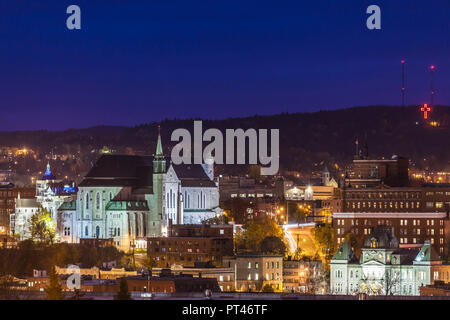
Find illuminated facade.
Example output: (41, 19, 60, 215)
(57, 132, 221, 251)
(330, 226, 448, 296)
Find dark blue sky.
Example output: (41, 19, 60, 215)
(0, 0, 448, 130)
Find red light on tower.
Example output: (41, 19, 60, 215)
(421, 104, 431, 120)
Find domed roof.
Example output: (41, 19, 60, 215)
(363, 226, 399, 249)
(41, 163, 56, 180)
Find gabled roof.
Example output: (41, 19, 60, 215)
(172, 164, 210, 180)
(332, 241, 358, 263)
(59, 200, 77, 211)
(173, 164, 215, 187)
(85, 155, 153, 178)
(16, 198, 39, 208)
(79, 155, 154, 187)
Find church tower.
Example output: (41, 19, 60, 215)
(322, 166, 330, 186)
(151, 125, 167, 236)
(153, 126, 166, 174)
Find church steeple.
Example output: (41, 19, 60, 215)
(156, 125, 163, 157)
(153, 125, 166, 174)
(42, 162, 55, 180)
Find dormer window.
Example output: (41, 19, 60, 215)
(370, 240, 377, 248)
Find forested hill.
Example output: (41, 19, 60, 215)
(2, 105, 450, 174)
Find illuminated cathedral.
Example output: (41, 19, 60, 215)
(57, 131, 222, 251)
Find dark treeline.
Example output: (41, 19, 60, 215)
(0, 241, 123, 277)
(2, 105, 450, 175)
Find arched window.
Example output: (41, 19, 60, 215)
(117, 227, 120, 237)
(85, 226, 88, 236)
(96, 226, 100, 238)
(86, 194, 89, 209)
(67, 227, 70, 236)
(96, 193, 100, 210)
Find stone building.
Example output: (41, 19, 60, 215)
(330, 226, 450, 296)
(57, 131, 222, 252)
(223, 253, 284, 292)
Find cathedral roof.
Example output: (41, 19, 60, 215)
(80, 155, 154, 187)
(79, 154, 213, 188)
(173, 164, 215, 187)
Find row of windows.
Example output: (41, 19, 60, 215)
(336, 219, 443, 227)
(166, 189, 176, 209)
(83, 191, 114, 210)
(249, 272, 279, 281)
(346, 192, 421, 200)
(346, 201, 421, 210)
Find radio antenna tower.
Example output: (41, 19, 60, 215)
(401, 60, 406, 106)
(430, 65, 435, 106)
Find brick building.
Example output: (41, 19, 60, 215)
(223, 253, 283, 292)
(0, 183, 35, 244)
(333, 212, 450, 256)
(147, 224, 233, 267)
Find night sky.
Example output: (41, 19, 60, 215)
(0, 0, 448, 131)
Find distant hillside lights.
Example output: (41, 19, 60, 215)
(170, 121, 279, 175)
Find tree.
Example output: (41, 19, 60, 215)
(244, 215, 285, 252)
(259, 236, 286, 254)
(143, 256, 157, 274)
(45, 265, 64, 300)
(203, 214, 228, 225)
(383, 269, 400, 296)
(115, 277, 131, 300)
(311, 223, 334, 264)
(262, 284, 274, 293)
(29, 207, 57, 244)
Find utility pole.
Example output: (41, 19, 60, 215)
(401, 60, 405, 106)
(430, 65, 435, 106)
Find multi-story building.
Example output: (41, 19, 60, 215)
(223, 253, 283, 292)
(147, 225, 233, 267)
(150, 265, 235, 292)
(219, 176, 290, 201)
(282, 258, 326, 293)
(10, 196, 39, 240)
(330, 226, 450, 296)
(333, 212, 450, 255)
(0, 182, 35, 244)
(345, 154, 409, 188)
(335, 151, 450, 256)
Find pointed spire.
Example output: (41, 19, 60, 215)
(45, 162, 52, 175)
(155, 124, 163, 157)
(153, 124, 166, 174)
